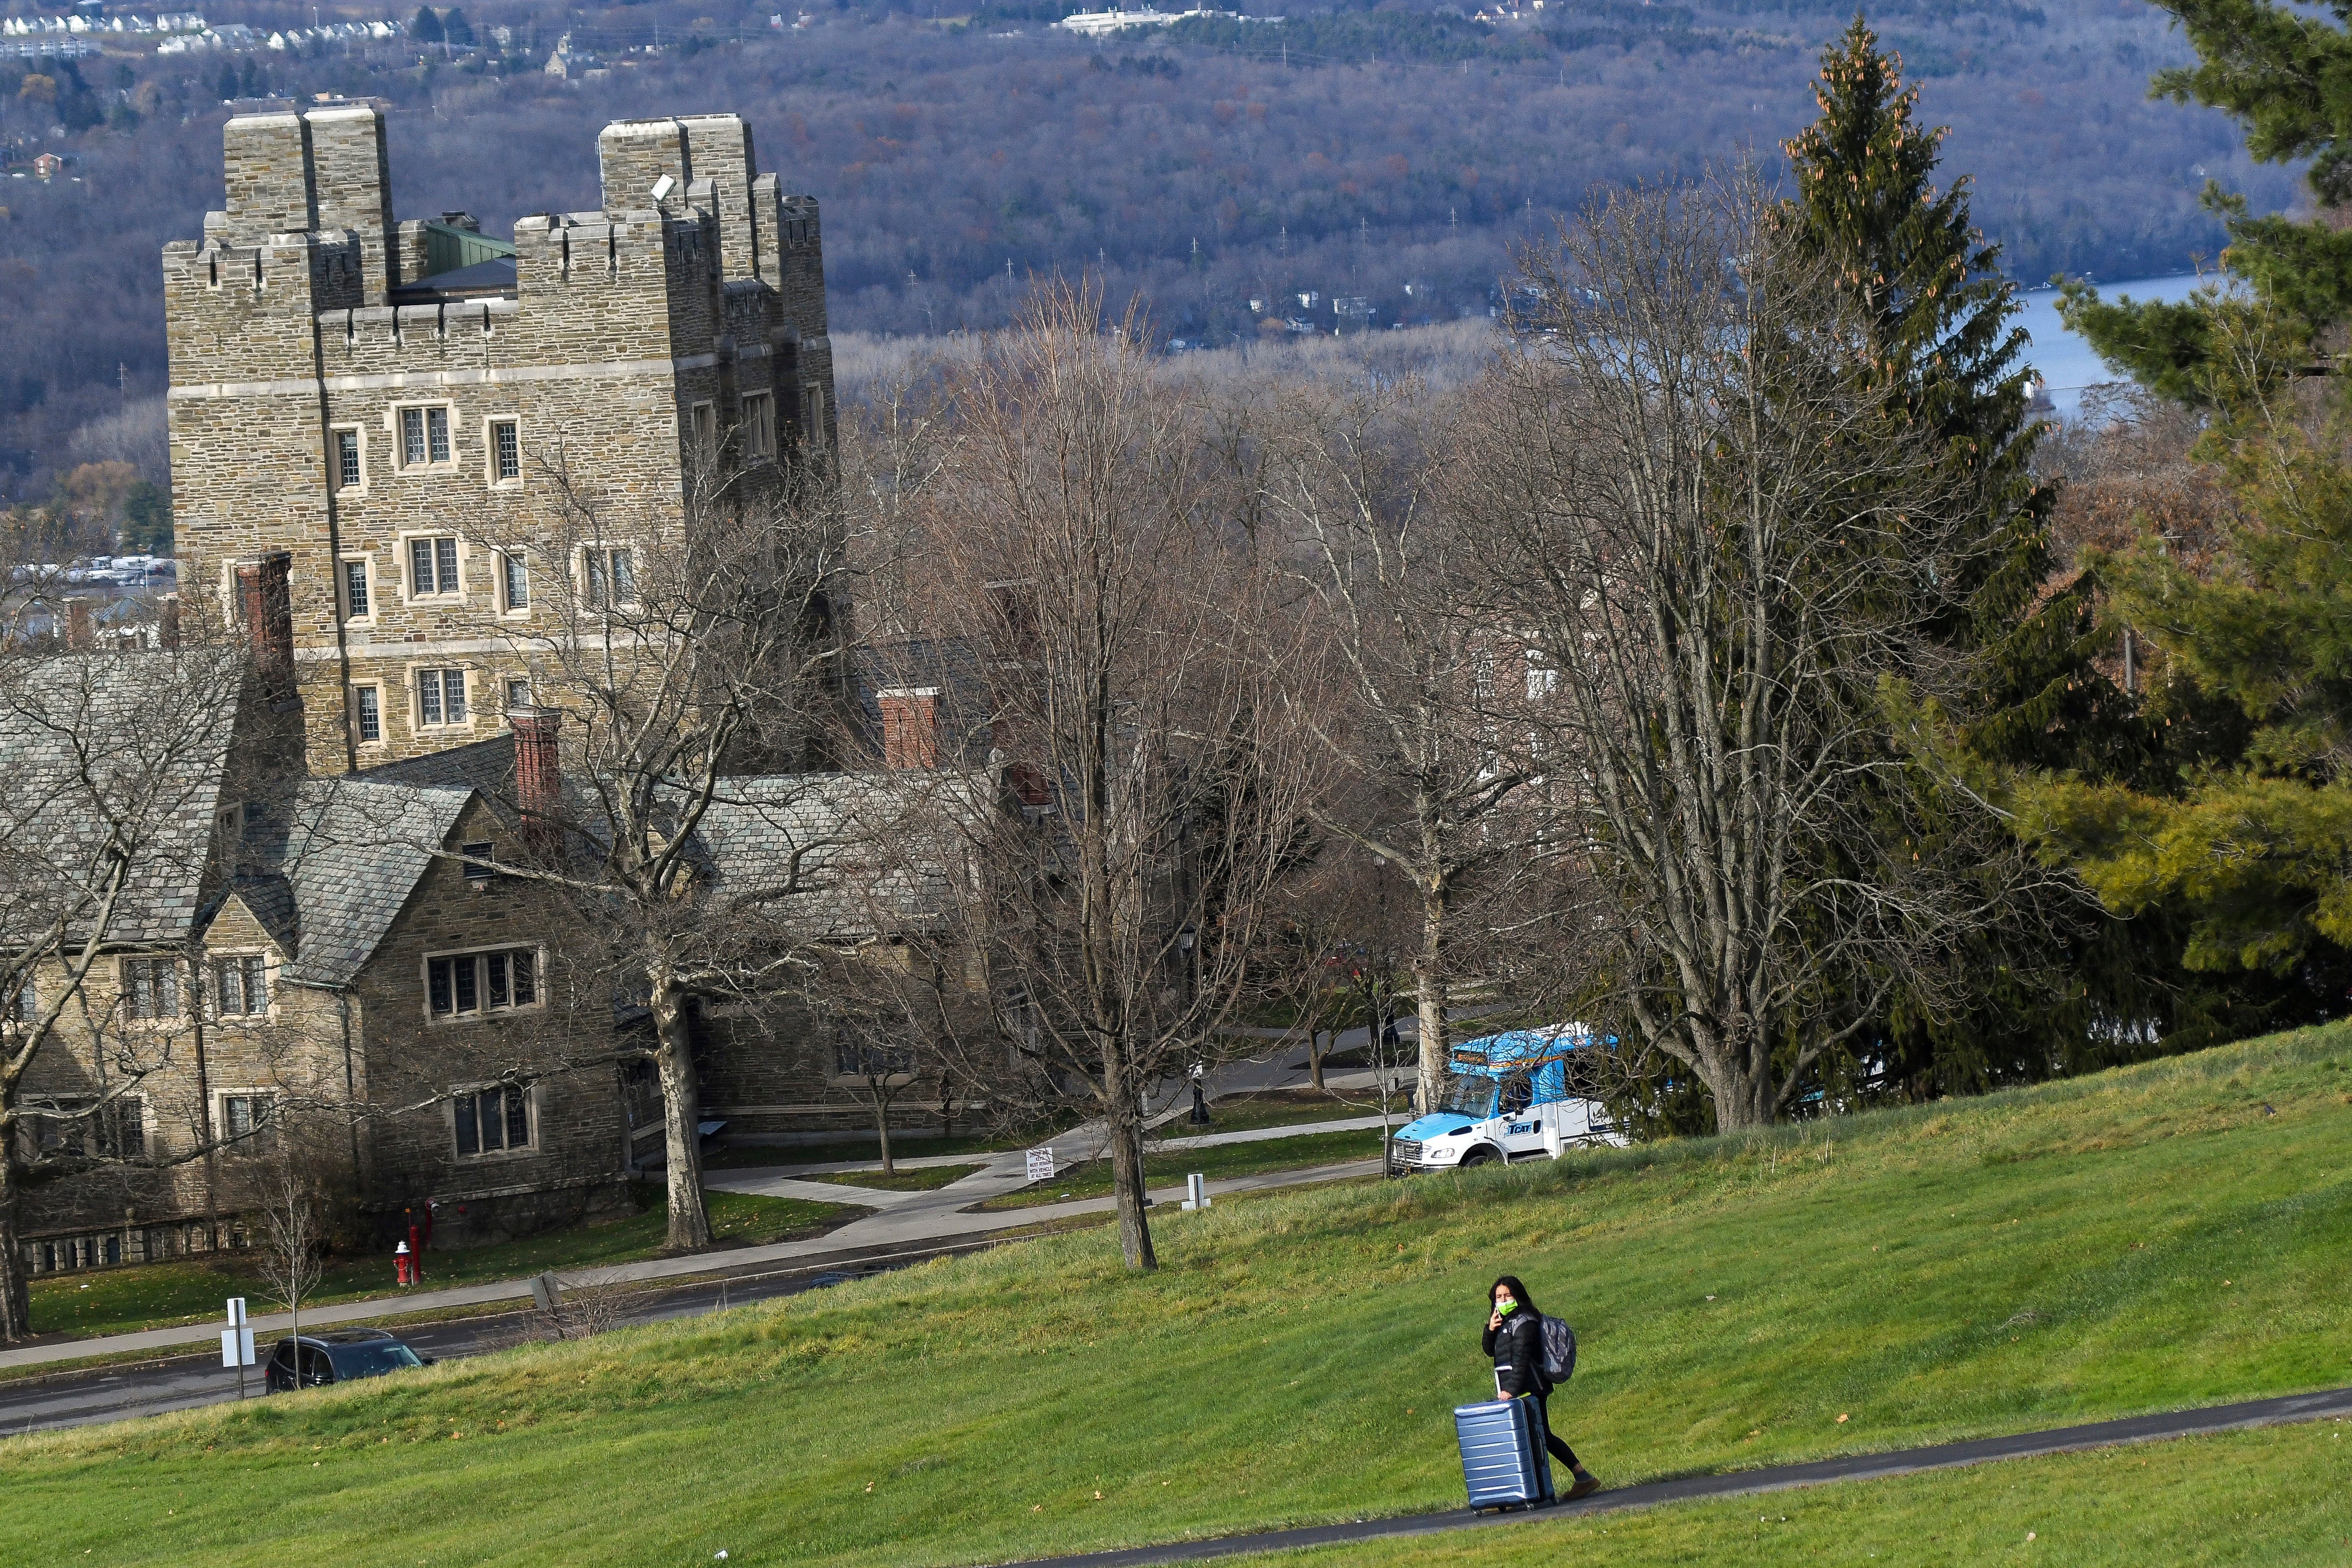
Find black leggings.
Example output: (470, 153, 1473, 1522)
(1532, 1393, 1579, 1470)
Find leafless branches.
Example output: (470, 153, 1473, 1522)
(1457, 174, 2049, 1129)
(888, 283, 1320, 1270)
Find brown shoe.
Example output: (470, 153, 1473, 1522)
(1564, 1471, 1602, 1501)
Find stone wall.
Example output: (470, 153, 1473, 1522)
(341, 794, 633, 1247)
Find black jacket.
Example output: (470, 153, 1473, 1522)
(1483, 1310, 1547, 1399)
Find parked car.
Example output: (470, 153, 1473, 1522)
(263, 1328, 431, 1392)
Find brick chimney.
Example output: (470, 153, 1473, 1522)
(64, 597, 93, 651)
(158, 595, 181, 651)
(510, 705, 563, 856)
(235, 552, 294, 697)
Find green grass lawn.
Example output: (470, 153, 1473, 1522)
(1178, 1088, 1399, 1135)
(26, 1188, 862, 1342)
(797, 1163, 991, 1192)
(975, 1127, 1385, 1209)
(1226, 1421, 2352, 1566)
(6, 1023, 2351, 1568)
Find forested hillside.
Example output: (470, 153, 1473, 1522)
(0, 0, 2299, 503)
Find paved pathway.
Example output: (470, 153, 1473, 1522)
(995, 1385, 2352, 1566)
(0, 1116, 1387, 1373)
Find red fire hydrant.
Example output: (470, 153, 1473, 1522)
(394, 1239, 414, 1286)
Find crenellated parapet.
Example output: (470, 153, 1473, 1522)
(164, 101, 838, 778)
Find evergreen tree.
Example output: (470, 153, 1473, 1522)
(410, 6, 445, 44)
(2025, 1, 2352, 1009)
(1781, 19, 2168, 1096)
(2061, 2, 2352, 403)
(442, 7, 476, 47)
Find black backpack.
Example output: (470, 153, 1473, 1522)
(1538, 1313, 1577, 1385)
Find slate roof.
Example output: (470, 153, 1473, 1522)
(0, 651, 241, 948)
(687, 772, 972, 935)
(271, 778, 475, 987)
(356, 733, 519, 796)
(223, 873, 299, 953)
(850, 634, 998, 767)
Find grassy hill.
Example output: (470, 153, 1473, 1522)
(8, 1025, 2351, 1567)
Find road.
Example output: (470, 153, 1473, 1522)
(0, 1235, 997, 1440)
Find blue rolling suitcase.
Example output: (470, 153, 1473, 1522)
(1453, 1396, 1555, 1511)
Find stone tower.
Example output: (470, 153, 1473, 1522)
(163, 104, 838, 774)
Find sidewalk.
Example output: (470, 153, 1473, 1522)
(1004, 1384, 2352, 1567)
(0, 1117, 1387, 1373)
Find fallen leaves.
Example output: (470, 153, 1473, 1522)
(1836, 1413, 1850, 1423)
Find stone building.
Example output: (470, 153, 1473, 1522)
(6, 638, 640, 1273)
(5, 106, 1001, 1283)
(163, 101, 839, 778)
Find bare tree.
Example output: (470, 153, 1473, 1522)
(898, 284, 1319, 1271)
(255, 1167, 325, 1373)
(1259, 378, 1535, 1113)
(0, 628, 250, 1342)
(1460, 175, 2042, 1130)
(458, 442, 865, 1253)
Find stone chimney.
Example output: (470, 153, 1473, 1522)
(64, 597, 92, 651)
(158, 595, 181, 651)
(510, 705, 563, 856)
(235, 552, 294, 699)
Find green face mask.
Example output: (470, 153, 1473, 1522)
(1495, 1297, 1517, 1315)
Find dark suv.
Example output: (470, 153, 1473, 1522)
(263, 1328, 430, 1392)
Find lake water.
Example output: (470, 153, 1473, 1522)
(2014, 271, 2211, 419)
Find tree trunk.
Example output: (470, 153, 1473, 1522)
(1307, 1023, 1325, 1092)
(874, 1092, 895, 1176)
(1701, 1017, 1777, 1131)
(1414, 878, 1450, 1116)
(650, 971, 712, 1252)
(1105, 1051, 1157, 1272)
(0, 1157, 28, 1344)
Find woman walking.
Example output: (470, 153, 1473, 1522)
(1484, 1274, 1600, 1501)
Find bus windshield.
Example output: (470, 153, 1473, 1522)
(1437, 1076, 1499, 1120)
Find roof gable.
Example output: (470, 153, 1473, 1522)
(273, 778, 475, 987)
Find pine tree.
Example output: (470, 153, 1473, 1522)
(2023, 1, 2352, 1001)
(2062, 2, 2352, 400)
(410, 6, 446, 44)
(442, 7, 476, 47)
(1781, 19, 2165, 1097)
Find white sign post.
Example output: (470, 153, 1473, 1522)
(1024, 1146, 1056, 1185)
(221, 1297, 255, 1399)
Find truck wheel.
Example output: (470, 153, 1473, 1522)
(1459, 1148, 1496, 1168)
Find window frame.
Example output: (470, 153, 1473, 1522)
(741, 391, 776, 463)
(400, 531, 465, 602)
(487, 417, 523, 487)
(30, 1094, 147, 1161)
(451, 1082, 537, 1159)
(217, 1088, 278, 1155)
(422, 944, 545, 1024)
(498, 549, 531, 616)
(338, 553, 375, 624)
(208, 951, 273, 1023)
(331, 425, 367, 494)
(392, 402, 458, 474)
(688, 401, 717, 466)
(118, 955, 182, 1026)
(829, 1037, 920, 1089)
(580, 544, 639, 611)
(353, 682, 385, 747)
(413, 666, 472, 731)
